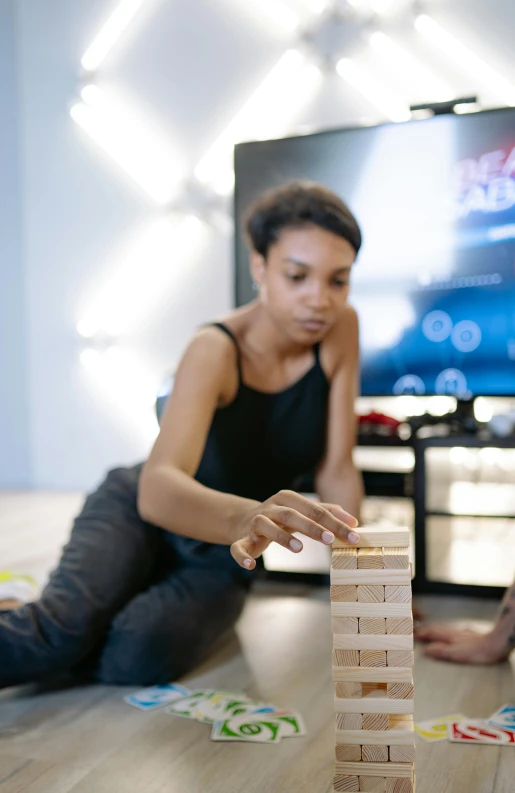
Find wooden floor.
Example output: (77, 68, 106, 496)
(1, 493, 515, 792)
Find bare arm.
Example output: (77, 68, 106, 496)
(140, 326, 361, 562)
(138, 329, 258, 545)
(314, 307, 364, 520)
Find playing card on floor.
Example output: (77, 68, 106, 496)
(486, 705, 515, 732)
(211, 709, 306, 743)
(166, 690, 217, 721)
(450, 720, 515, 745)
(415, 714, 465, 742)
(124, 683, 192, 711)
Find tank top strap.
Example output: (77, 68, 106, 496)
(313, 341, 321, 364)
(211, 322, 243, 382)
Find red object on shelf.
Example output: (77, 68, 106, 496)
(358, 411, 402, 429)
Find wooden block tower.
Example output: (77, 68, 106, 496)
(331, 526, 415, 793)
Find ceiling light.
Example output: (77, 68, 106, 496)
(415, 15, 515, 107)
(336, 58, 411, 122)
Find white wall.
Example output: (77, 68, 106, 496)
(5, 0, 515, 491)
(0, 0, 31, 487)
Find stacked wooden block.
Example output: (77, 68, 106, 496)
(331, 526, 415, 793)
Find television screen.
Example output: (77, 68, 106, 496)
(234, 108, 515, 398)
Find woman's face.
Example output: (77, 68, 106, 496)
(251, 223, 356, 343)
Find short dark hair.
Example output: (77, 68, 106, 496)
(244, 180, 362, 259)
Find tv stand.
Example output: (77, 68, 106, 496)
(408, 397, 478, 435)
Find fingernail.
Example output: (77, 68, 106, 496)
(322, 531, 335, 544)
(289, 538, 302, 552)
(243, 559, 252, 568)
(348, 532, 360, 544)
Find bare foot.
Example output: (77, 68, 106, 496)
(416, 624, 508, 664)
(0, 599, 24, 610)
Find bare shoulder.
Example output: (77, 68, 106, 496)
(320, 305, 359, 380)
(174, 324, 239, 405)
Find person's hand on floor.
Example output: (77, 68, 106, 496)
(415, 623, 509, 664)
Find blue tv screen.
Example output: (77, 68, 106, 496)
(234, 108, 515, 397)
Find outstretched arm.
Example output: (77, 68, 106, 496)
(415, 582, 515, 664)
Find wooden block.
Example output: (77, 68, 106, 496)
(359, 617, 386, 635)
(336, 744, 362, 762)
(387, 683, 414, 700)
(333, 527, 410, 549)
(336, 713, 363, 730)
(389, 745, 416, 762)
(336, 682, 363, 698)
(334, 635, 413, 652)
(357, 586, 385, 604)
(383, 547, 410, 569)
(362, 713, 389, 730)
(385, 586, 411, 603)
(362, 682, 387, 697)
(359, 776, 386, 792)
(385, 618, 413, 635)
(335, 697, 414, 716)
(333, 776, 360, 792)
(331, 570, 411, 586)
(333, 649, 361, 666)
(360, 650, 386, 667)
(387, 651, 414, 668)
(361, 746, 389, 762)
(331, 585, 358, 602)
(385, 779, 413, 793)
(332, 548, 358, 569)
(333, 617, 359, 634)
(331, 603, 411, 619)
(358, 548, 384, 569)
(336, 729, 415, 746)
(335, 763, 412, 778)
(388, 715, 414, 730)
(332, 667, 413, 684)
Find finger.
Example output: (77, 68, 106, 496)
(321, 503, 359, 529)
(267, 493, 360, 545)
(321, 504, 360, 544)
(265, 504, 338, 545)
(230, 540, 258, 570)
(250, 514, 304, 553)
(414, 626, 455, 644)
(424, 641, 469, 663)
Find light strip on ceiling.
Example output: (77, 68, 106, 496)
(336, 58, 411, 122)
(415, 15, 515, 107)
(369, 31, 455, 103)
(194, 49, 323, 195)
(70, 85, 184, 204)
(81, 0, 149, 72)
(77, 215, 206, 339)
(80, 346, 160, 440)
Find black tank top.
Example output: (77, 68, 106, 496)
(193, 323, 330, 502)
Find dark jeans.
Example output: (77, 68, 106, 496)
(0, 466, 251, 689)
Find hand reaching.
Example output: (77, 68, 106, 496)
(230, 490, 359, 570)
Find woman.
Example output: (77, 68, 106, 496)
(0, 181, 364, 689)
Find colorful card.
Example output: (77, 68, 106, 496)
(211, 709, 306, 742)
(487, 705, 515, 732)
(211, 712, 283, 743)
(415, 714, 465, 742)
(166, 690, 217, 721)
(449, 720, 515, 745)
(124, 683, 192, 711)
